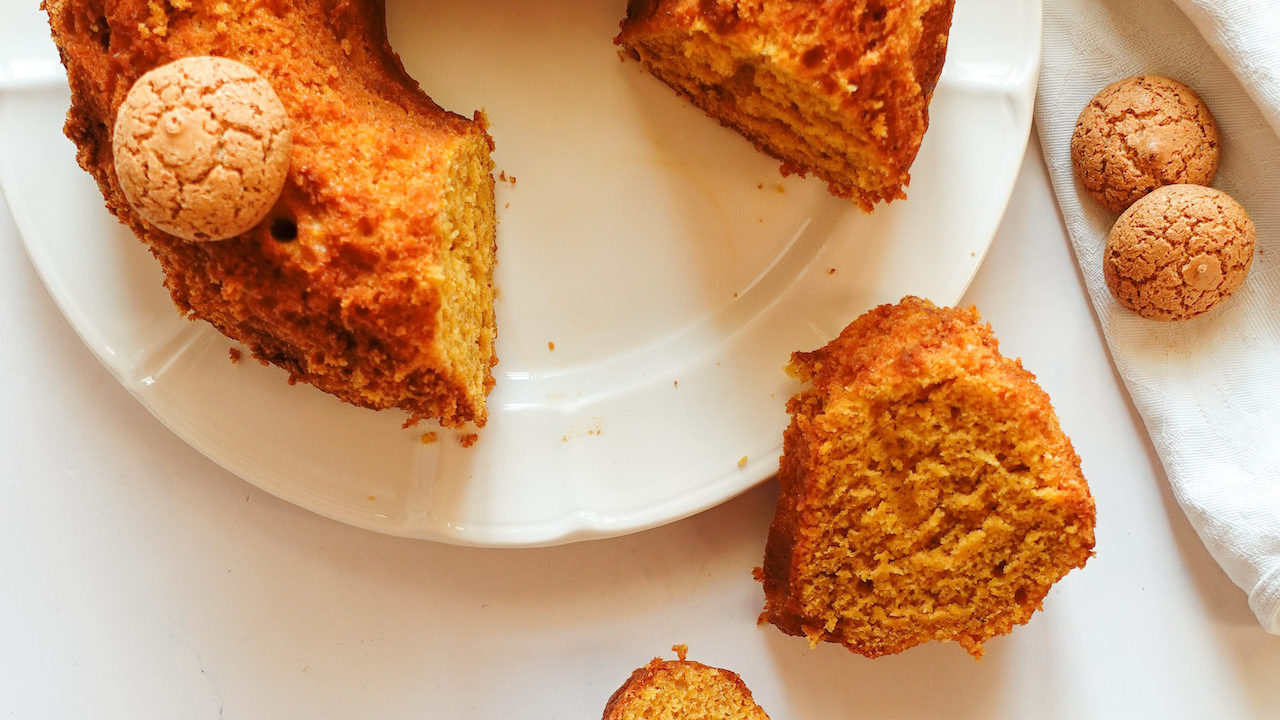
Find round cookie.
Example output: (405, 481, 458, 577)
(1072, 75, 1219, 213)
(1104, 184, 1255, 321)
(112, 56, 292, 242)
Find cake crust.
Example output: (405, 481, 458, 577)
(44, 0, 498, 427)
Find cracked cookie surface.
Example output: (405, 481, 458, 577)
(1104, 184, 1255, 321)
(112, 56, 291, 242)
(1071, 75, 1219, 214)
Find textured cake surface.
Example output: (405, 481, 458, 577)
(44, 0, 498, 427)
(602, 646, 771, 720)
(760, 297, 1096, 658)
(617, 0, 955, 209)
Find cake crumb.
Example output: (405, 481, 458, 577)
(460, 433, 479, 448)
(548, 341, 556, 351)
(775, 184, 786, 193)
(738, 456, 749, 467)
(562, 419, 604, 441)
(671, 644, 689, 661)
(229, 347, 242, 364)
(828, 268, 837, 275)
(420, 431, 438, 445)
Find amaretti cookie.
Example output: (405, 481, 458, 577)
(759, 297, 1096, 659)
(1105, 184, 1255, 321)
(1072, 75, 1219, 213)
(112, 56, 292, 243)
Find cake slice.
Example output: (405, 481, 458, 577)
(603, 646, 771, 720)
(759, 297, 1096, 658)
(616, 0, 955, 210)
(44, 0, 497, 427)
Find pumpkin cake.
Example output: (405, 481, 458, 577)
(759, 297, 1096, 658)
(603, 646, 771, 720)
(616, 0, 956, 209)
(44, 0, 498, 427)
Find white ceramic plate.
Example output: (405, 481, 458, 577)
(0, 0, 1039, 546)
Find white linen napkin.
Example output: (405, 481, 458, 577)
(1036, 0, 1280, 634)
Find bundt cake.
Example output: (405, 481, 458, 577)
(759, 297, 1096, 658)
(603, 646, 771, 720)
(43, 0, 498, 427)
(616, 0, 956, 210)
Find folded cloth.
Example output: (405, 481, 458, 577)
(1036, 0, 1280, 634)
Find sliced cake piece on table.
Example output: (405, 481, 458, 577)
(603, 646, 771, 720)
(759, 297, 1096, 658)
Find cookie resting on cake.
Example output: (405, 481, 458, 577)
(44, 0, 498, 428)
(759, 297, 1096, 658)
(616, 0, 956, 210)
(112, 56, 293, 243)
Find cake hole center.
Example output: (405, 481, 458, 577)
(270, 216, 298, 242)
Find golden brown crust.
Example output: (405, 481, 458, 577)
(760, 297, 1096, 658)
(617, 0, 954, 209)
(602, 648, 770, 720)
(44, 0, 497, 427)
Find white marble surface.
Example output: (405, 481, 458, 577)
(2, 138, 1279, 719)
